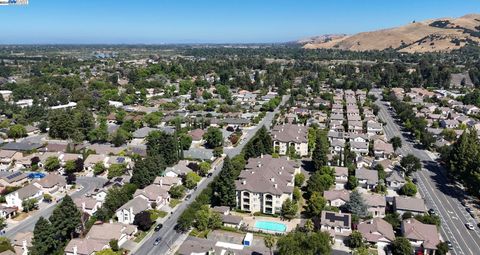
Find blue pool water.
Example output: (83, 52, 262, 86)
(28, 172, 45, 179)
(254, 220, 286, 232)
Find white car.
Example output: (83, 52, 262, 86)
(466, 223, 475, 230)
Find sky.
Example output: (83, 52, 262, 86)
(0, 0, 479, 44)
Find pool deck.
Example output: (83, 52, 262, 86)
(240, 215, 300, 233)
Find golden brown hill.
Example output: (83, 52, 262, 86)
(301, 14, 480, 53)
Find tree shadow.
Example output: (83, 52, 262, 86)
(420, 160, 469, 202)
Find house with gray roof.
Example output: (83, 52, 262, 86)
(358, 218, 395, 249)
(116, 196, 150, 224)
(235, 155, 300, 215)
(386, 171, 406, 190)
(6, 184, 43, 210)
(356, 168, 379, 189)
(393, 196, 426, 216)
(320, 211, 352, 242)
(271, 124, 308, 157)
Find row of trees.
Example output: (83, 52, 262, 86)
(31, 196, 81, 255)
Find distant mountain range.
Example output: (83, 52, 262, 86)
(299, 14, 480, 53)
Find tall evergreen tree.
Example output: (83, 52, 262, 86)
(49, 195, 81, 242)
(131, 155, 165, 188)
(213, 157, 236, 207)
(312, 130, 329, 170)
(344, 190, 368, 218)
(146, 131, 179, 166)
(31, 217, 57, 255)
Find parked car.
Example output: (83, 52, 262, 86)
(154, 237, 162, 246)
(446, 240, 453, 250)
(185, 194, 192, 200)
(466, 222, 475, 230)
(461, 200, 467, 207)
(154, 224, 163, 232)
(428, 208, 436, 215)
(207, 173, 213, 178)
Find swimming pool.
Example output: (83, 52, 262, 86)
(254, 220, 286, 232)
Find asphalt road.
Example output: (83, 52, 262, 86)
(376, 99, 480, 255)
(134, 96, 288, 255)
(4, 176, 106, 238)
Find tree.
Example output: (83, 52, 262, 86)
(306, 192, 326, 217)
(392, 237, 412, 255)
(414, 214, 441, 227)
(7, 124, 27, 139)
(203, 127, 223, 149)
(133, 211, 153, 231)
(294, 173, 305, 187)
(184, 172, 201, 189)
(22, 198, 38, 212)
(213, 157, 236, 207)
(312, 130, 329, 170)
(107, 164, 126, 179)
(276, 231, 331, 255)
(111, 128, 130, 147)
(109, 239, 119, 252)
(264, 235, 276, 255)
(31, 217, 56, 255)
(400, 181, 417, 196)
(347, 231, 364, 248)
(384, 213, 401, 229)
(44, 156, 60, 172)
(146, 131, 179, 166)
(64, 160, 77, 174)
(0, 237, 13, 253)
(436, 242, 449, 255)
(49, 195, 81, 241)
(344, 190, 368, 218)
(169, 185, 186, 199)
(88, 118, 109, 143)
(131, 155, 165, 188)
(198, 161, 211, 177)
(304, 219, 314, 232)
(93, 162, 106, 176)
(400, 154, 422, 176)
(143, 112, 162, 127)
(347, 176, 358, 190)
(306, 172, 334, 196)
(281, 198, 297, 220)
(179, 133, 193, 150)
(0, 218, 6, 231)
(213, 147, 223, 158)
(390, 136, 402, 151)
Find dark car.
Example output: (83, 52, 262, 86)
(153, 237, 162, 246)
(185, 194, 192, 200)
(412, 178, 418, 184)
(428, 208, 436, 215)
(154, 224, 163, 232)
(446, 240, 453, 250)
(207, 173, 213, 178)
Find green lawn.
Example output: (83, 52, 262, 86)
(134, 231, 148, 242)
(169, 198, 181, 208)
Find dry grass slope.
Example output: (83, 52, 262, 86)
(302, 14, 480, 53)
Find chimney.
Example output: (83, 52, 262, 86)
(278, 171, 282, 175)
(260, 154, 264, 158)
(270, 178, 275, 182)
(242, 180, 246, 185)
(22, 240, 28, 254)
(274, 184, 278, 188)
(160, 179, 163, 187)
(281, 166, 285, 170)
(73, 245, 78, 255)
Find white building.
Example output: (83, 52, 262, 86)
(235, 155, 300, 215)
(271, 124, 309, 157)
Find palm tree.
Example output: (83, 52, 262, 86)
(264, 235, 276, 255)
(304, 219, 314, 233)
